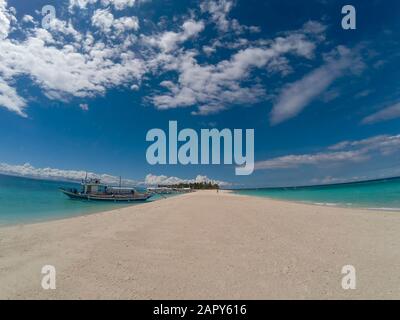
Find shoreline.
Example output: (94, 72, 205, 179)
(2, 189, 399, 229)
(1, 190, 400, 299)
(0, 194, 182, 229)
(231, 190, 400, 213)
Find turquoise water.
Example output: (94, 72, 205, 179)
(0, 174, 160, 225)
(236, 177, 400, 210)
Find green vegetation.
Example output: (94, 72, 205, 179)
(159, 182, 220, 190)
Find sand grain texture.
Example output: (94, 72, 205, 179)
(1, 191, 399, 299)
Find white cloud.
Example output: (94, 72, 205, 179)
(201, 0, 233, 32)
(92, 9, 139, 34)
(270, 46, 364, 125)
(150, 25, 320, 115)
(0, 21, 145, 114)
(255, 150, 366, 170)
(355, 89, 372, 98)
(143, 19, 204, 52)
(310, 176, 358, 185)
(0, 162, 229, 187)
(21, 15, 34, 24)
(47, 18, 82, 41)
(144, 174, 229, 186)
(202, 44, 217, 56)
(79, 103, 89, 111)
(69, 0, 140, 11)
(256, 134, 400, 170)
(0, 0, 13, 40)
(200, 0, 259, 34)
(0, 79, 26, 116)
(362, 102, 400, 124)
(8, 35, 142, 97)
(69, 0, 98, 10)
(114, 16, 139, 33)
(328, 134, 400, 156)
(0, 1, 144, 116)
(103, 0, 137, 11)
(0, 0, 327, 118)
(91, 8, 114, 33)
(0, 162, 138, 186)
(301, 20, 327, 40)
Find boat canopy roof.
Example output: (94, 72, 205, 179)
(108, 187, 136, 191)
(81, 182, 107, 187)
(80, 178, 137, 191)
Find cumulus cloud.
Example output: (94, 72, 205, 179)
(0, 0, 12, 39)
(0, 0, 328, 118)
(300, 20, 327, 40)
(0, 0, 149, 115)
(69, 0, 140, 11)
(362, 102, 400, 124)
(0, 79, 26, 116)
(201, 0, 233, 32)
(92, 8, 139, 34)
(21, 14, 35, 24)
(0, 162, 229, 187)
(150, 23, 321, 115)
(200, 0, 259, 34)
(144, 173, 230, 186)
(91, 8, 114, 33)
(270, 46, 364, 125)
(69, 0, 98, 10)
(256, 134, 400, 170)
(104, 0, 138, 11)
(0, 24, 145, 111)
(0, 162, 138, 186)
(114, 16, 139, 33)
(143, 19, 204, 52)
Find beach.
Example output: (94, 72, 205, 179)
(1, 190, 400, 299)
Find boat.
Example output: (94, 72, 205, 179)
(60, 178, 152, 202)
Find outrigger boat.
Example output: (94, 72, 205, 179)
(60, 178, 152, 202)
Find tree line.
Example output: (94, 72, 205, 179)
(158, 182, 220, 190)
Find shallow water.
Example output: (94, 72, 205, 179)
(0, 174, 161, 225)
(235, 177, 400, 211)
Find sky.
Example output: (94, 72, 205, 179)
(0, 0, 399, 187)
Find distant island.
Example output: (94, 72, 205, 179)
(158, 182, 220, 190)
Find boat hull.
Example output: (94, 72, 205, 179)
(59, 188, 152, 202)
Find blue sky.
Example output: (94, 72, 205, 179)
(0, 0, 399, 187)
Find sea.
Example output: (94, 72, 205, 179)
(235, 177, 400, 211)
(0, 174, 164, 225)
(2, 174, 399, 226)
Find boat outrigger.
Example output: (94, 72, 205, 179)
(60, 178, 152, 202)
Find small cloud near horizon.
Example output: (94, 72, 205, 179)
(0, 162, 230, 187)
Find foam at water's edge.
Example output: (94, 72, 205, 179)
(312, 202, 340, 207)
(234, 177, 400, 211)
(367, 207, 400, 211)
(311, 202, 400, 211)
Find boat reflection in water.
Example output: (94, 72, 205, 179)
(60, 179, 152, 202)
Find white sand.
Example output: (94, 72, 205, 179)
(1, 190, 399, 299)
